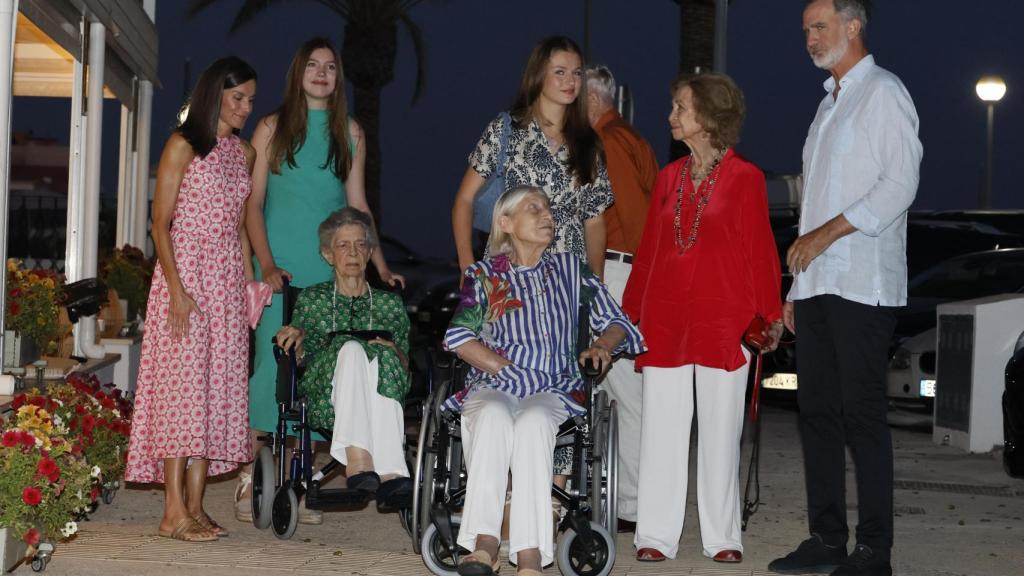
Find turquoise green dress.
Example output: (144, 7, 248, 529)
(250, 109, 350, 434)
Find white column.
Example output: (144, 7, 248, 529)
(134, 0, 155, 254)
(0, 0, 19, 344)
(134, 78, 153, 252)
(71, 18, 106, 358)
(116, 101, 137, 248)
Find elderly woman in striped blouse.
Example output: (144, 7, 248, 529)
(444, 186, 644, 576)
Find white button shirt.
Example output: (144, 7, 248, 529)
(788, 55, 923, 307)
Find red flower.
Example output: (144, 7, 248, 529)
(27, 396, 46, 407)
(1, 430, 19, 447)
(8, 301, 19, 315)
(23, 528, 40, 546)
(90, 486, 100, 501)
(19, 431, 36, 449)
(22, 486, 43, 506)
(11, 393, 26, 409)
(36, 456, 60, 483)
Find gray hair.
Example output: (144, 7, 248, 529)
(808, 0, 870, 35)
(586, 65, 616, 105)
(318, 207, 378, 252)
(486, 186, 549, 257)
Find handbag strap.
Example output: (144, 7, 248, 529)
(496, 112, 511, 178)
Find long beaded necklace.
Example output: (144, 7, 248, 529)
(673, 150, 725, 253)
(331, 280, 373, 332)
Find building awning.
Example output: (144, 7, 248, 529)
(16, 0, 158, 108)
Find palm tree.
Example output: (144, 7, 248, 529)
(187, 0, 428, 224)
(670, 0, 717, 161)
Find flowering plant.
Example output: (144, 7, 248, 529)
(5, 258, 64, 352)
(0, 404, 96, 549)
(99, 245, 153, 320)
(14, 373, 132, 482)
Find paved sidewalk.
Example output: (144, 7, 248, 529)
(12, 406, 1023, 575)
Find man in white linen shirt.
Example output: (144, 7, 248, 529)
(769, 2, 922, 576)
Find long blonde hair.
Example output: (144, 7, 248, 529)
(486, 186, 548, 257)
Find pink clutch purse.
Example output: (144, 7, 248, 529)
(245, 281, 273, 329)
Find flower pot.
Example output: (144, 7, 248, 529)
(0, 526, 30, 574)
(2, 330, 38, 370)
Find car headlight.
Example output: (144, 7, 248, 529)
(890, 347, 912, 370)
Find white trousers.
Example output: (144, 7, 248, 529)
(634, 350, 749, 559)
(459, 389, 569, 566)
(329, 341, 409, 478)
(601, 255, 643, 521)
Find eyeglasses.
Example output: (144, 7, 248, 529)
(333, 241, 369, 255)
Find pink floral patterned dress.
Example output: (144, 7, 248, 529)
(125, 135, 252, 483)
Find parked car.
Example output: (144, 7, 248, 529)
(886, 248, 1024, 407)
(1003, 329, 1024, 478)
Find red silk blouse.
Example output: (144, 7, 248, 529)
(622, 149, 782, 372)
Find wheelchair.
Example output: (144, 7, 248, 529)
(410, 309, 620, 576)
(250, 279, 411, 539)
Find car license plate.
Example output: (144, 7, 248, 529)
(763, 373, 798, 390)
(919, 379, 936, 398)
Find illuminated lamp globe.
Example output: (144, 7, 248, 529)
(976, 76, 1007, 102)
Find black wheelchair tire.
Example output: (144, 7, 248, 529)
(271, 485, 298, 539)
(420, 520, 463, 576)
(252, 446, 275, 529)
(555, 520, 616, 576)
(411, 401, 434, 553)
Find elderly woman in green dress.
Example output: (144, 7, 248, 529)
(275, 207, 413, 508)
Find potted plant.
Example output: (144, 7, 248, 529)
(4, 259, 64, 364)
(99, 245, 153, 323)
(0, 399, 96, 571)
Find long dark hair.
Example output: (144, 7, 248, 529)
(510, 36, 601, 186)
(177, 56, 257, 158)
(269, 37, 351, 178)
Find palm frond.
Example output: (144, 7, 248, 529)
(397, 11, 425, 104)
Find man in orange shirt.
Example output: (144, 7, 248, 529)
(586, 64, 658, 532)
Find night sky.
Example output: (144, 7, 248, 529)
(13, 1, 1024, 259)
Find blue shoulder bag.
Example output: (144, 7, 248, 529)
(472, 112, 512, 232)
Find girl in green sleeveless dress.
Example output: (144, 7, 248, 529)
(238, 37, 404, 523)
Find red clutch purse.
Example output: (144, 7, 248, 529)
(743, 314, 770, 352)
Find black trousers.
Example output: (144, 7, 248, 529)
(795, 294, 897, 555)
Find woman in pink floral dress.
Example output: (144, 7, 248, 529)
(125, 56, 257, 543)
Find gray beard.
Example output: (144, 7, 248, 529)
(811, 36, 848, 71)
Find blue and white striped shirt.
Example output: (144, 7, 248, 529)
(443, 252, 645, 415)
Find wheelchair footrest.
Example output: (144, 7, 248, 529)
(305, 486, 368, 509)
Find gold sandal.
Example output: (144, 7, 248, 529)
(193, 512, 229, 537)
(459, 549, 500, 575)
(158, 517, 218, 542)
(234, 471, 253, 523)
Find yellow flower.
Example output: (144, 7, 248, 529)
(17, 404, 38, 417)
(44, 278, 55, 289)
(6, 258, 17, 272)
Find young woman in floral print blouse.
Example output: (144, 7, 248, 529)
(452, 36, 613, 278)
(275, 207, 413, 510)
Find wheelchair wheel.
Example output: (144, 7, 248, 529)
(252, 446, 276, 529)
(271, 485, 298, 539)
(589, 392, 618, 533)
(555, 520, 615, 576)
(411, 401, 436, 553)
(420, 519, 464, 576)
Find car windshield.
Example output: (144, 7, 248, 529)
(909, 251, 1024, 299)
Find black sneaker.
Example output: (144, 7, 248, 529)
(831, 544, 892, 576)
(768, 534, 848, 574)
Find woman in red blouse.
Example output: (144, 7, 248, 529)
(622, 73, 783, 564)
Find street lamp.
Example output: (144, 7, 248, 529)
(976, 75, 1006, 209)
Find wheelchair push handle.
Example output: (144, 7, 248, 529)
(581, 357, 601, 378)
